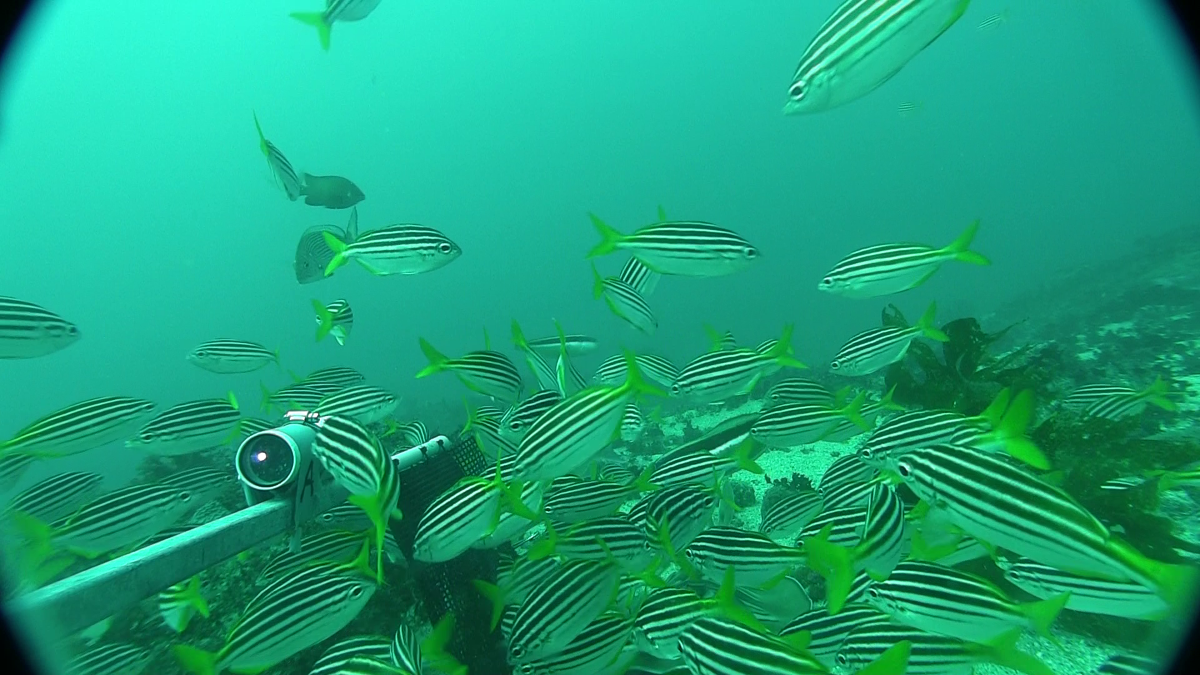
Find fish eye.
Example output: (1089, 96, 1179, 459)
(866, 587, 880, 598)
(67, 326, 79, 336)
(829, 361, 841, 370)
(820, 277, 833, 286)
(195, 350, 207, 358)
(511, 645, 525, 659)
(897, 462, 912, 478)
(789, 82, 805, 100)
(438, 242, 452, 254)
(510, 421, 522, 431)
(743, 247, 758, 259)
(670, 384, 681, 395)
(836, 654, 848, 666)
(350, 586, 365, 598)
(139, 432, 155, 442)
(860, 448, 874, 459)
(179, 490, 193, 502)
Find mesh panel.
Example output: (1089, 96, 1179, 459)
(392, 434, 511, 675)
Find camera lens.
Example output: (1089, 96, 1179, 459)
(237, 432, 297, 490)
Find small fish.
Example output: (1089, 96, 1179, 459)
(314, 299, 354, 345)
(304, 365, 366, 388)
(759, 490, 824, 537)
(678, 617, 830, 675)
(977, 9, 1009, 32)
(309, 636, 392, 675)
(897, 100, 925, 116)
(618, 255, 661, 298)
(780, 605, 890, 667)
(592, 265, 658, 334)
(67, 643, 151, 675)
(315, 385, 398, 425)
(1096, 653, 1161, 675)
(417, 338, 523, 404)
(620, 402, 645, 443)
(507, 559, 623, 663)
(324, 225, 461, 277)
(3, 471, 104, 523)
(290, 0, 384, 51)
(158, 575, 210, 632)
(501, 389, 563, 441)
(525, 333, 599, 356)
(300, 173, 365, 209)
(187, 339, 279, 374)
(587, 214, 760, 277)
(252, 112, 302, 201)
(784, 0, 971, 114)
(673, 325, 805, 403)
(830, 302, 948, 376)
(997, 555, 1167, 621)
(126, 393, 241, 456)
(749, 393, 868, 448)
(1066, 377, 1177, 420)
(837, 624, 1044, 675)
(294, 209, 359, 284)
(765, 377, 834, 408)
(412, 469, 510, 563)
(0, 296, 80, 359)
(172, 548, 377, 675)
(683, 526, 805, 587)
(820, 220, 989, 298)
(1, 396, 157, 458)
(542, 474, 649, 523)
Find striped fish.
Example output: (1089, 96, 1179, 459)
(309, 635, 392, 675)
(750, 394, 867, 448)
(618, 256, 660, 298)
(515, 354, 660, 480)
(866, 560, 1069, 642)
(502, 389, 563, 441)
(66, 642, 151, 675)
(1100, 475, 1149, 492)
(679, 616, 828, 675)
(648, 443, 762, 490)
(324, 224, 461, 277)
(847, 483, 908, 577)
(158, 575, 210, 632)
(594, 353, 679, 389)
(389, 624, 422, 675)
(683, 526, 805, 586)
(620, 402, 645, 443)
(555, 336, 589, 398)
(820, 479, 876, 513)
(784, 0, 970, 114)
(837, 622, 1050, 675)
(542, 475, 647, 523)
(897, 100, 924, 116)
(779, 605, 890, 668)
(417, 338, 522, 404)
(294, 210, 358, 284)
(304, 366, 366, 388)
(893, 444, 1187, 598)
(1097, 653, 1162, 675)
(252, 112, 302, 200)
(314, 299, 354, 345)
(18, 482, 193, 559)
(820, 453, 877, 491)
(635, 588, 734, 660)
(315, 502, 374, 532)
(259, 529, 397, 583)
(465, 403, 518, 460)
(187, 339, 279, 374)
(519, 612, 634, 675)
(819, 221, 988, 297)
(0, 453, 35, 491)
(830, 302, 948, 376)
(315, 385, 399, 425)
(1, 396, 156, 458)
(312, 415, 402, 581)
(530, 516, 656, 571)
(997, 555, 1168, 620)
(172, 548, 376, 675)
(597, 462, 636, 484)
(526, 333, 599, 356)
(384, 420, 429, 448)
(160, 466, 234, 504)
(237, 417, 278, 437)
(759, 490, 823, 537)
(1066, 378, 1176, 420)
(125, 393, 240, 456)
(673, 325, 805, 402)
(860, 409, 976, 466)
(592, 265, 657, 334)
(507, 559, 623, 663)
(587, 214, 761, 278)
(289, 0, 384, 51)
(0, 295, 80, 359)
(412, 470, 508, 563)
(976, 9, 1009, 32)
(263, 383, 327, 412)
(475, 556, 563, 629)
(641, 484, 717, 556)
(3, 471, 103, 524)
(799, 505, 868, 550)
(663, 413, 759, 463)
(705, 327, 739, 351)
(765, 377, 834, 407)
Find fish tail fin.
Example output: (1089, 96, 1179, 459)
(858, 640, 912, 675)
(415, 338, 451, 378)
(183, 575, 210, 619)
(527, 521, 559, 561)
(347, 495, 386, 585)
(586, 213, 625, 259)
(252, 111, 268, 156)
(993, 390, 1050, 470)
(472, 579, 506, 630)
(768, 323, 807, 369)
(1139, 376, 1177, 412)
(421, 614, 467, 675)
(321, 231, 349, 276)
(632, 464, 657, 493)
(916, 302, 949, 342)
(289, 11, 332, 51)
(713, 567, 767, 632)
(946, 219, 990, 265)
(590, 263, 606, 300)
(703, 324, 727, 351)
(656, 204, 668, 222)
(838, 392, 870, 431)
(172, 645, 219, 675)
(1022, 592, 1069, 637)
(975, 628, 1056, 675)
(312, 299, 334, 342)
(510, 319, 530, 352)
(731, 437, 764, 474)
(803, 524, 854, 614)
(620, 350, 666, 399)
(978, 388, 1013, 427)
(877, 384, 903, 411)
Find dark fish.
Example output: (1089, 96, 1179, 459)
(301, 174, 365, 209)
(294, 208, 359, 284)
